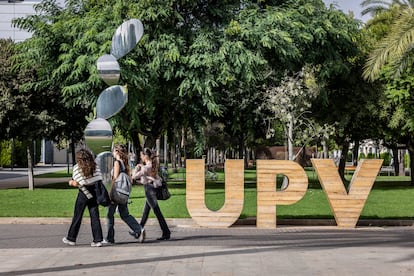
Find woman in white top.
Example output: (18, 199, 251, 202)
(133, 148, 170, 240)
(63, 148, 103, 247)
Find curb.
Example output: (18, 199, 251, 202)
(0, 217, 413, 228)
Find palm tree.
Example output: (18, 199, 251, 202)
(361, 0, 413, 16)
(362, 0, 414, 81)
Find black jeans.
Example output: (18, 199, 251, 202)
(67, 186, 103, 243)
(106, 202, 142, 243)
(140, 184, 170, 237)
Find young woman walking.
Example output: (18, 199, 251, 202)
(63, 148, 104, 247)
(105, 144, 144, 244)
(133, 148, 171, 240)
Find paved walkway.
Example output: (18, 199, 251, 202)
(1, 165, 414, 275)
(0, 222, 414, 275)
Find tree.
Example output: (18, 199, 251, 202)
(0, 38, 67, 189)
(11, 0, 372, 169)
(362, 1, 414, 183)
(362, 1, 414, 80)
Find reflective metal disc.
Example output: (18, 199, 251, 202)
(96, 85, 128, 119)
(95, 151, 114, 185)
(84, 118, 113, 155)
(111, 19, 144, 59)
(97, 54, 120, 86)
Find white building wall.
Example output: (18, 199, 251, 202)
(0, 0, 64, 42)
(0, 1, 39, 42)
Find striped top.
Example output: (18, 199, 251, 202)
(72, 164, 103, 199)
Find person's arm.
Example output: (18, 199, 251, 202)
(112, 160, 120, 182)
(133, 162, 153, 181)
(68, 179, 79, 187)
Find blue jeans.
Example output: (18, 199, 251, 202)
(106, 202, 142, 243)
(67, 186, 103, 243)
(140, 184, 170, 237)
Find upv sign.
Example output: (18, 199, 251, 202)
(186, 159, 383, 228)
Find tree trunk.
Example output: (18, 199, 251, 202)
(392, 147, 399, 176)
(407, 139, 414, 186)
(171, 143, 177, 172)
(164, 134, 168, 168)
(70, 140, 76, 166)
(409, 149, 414, 186)
(398, 149, 405, 176)
(338, 141, 350, 181)
(27, 142, 34, 190)
(287, 119, 294, 161)
(352, 140, 359, 166)
(321, 138, 328, 158)
(182, 127, 187, 168)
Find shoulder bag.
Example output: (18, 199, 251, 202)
(95, 180, 110, 206)
(156, 179, 171, 200)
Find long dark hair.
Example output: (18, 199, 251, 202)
(114, 144, 130, 175)
(76, 149, 96, 177)
(143, 148, 159, 177)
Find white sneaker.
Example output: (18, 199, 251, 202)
(138, 228, 145, 243)
(91, 241, 102, 247)
(62, 237, 75, 246)
(102, 239, 114, 245)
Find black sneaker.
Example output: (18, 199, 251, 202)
(129, 231, 139, 239)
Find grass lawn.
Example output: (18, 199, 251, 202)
(1, 167, 413, 219)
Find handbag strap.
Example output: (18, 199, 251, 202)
(117, 160, 126, 173)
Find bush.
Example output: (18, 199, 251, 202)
(346, 152, 353, 162)
(358, 152, 366, 160)
(0, 139, 41, 167)
(404, 153, 410, 168)
(380, 152, 392, 166)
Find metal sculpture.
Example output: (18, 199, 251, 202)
(84, 19, 144, 183)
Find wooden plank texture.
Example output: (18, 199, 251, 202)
(186, 159, 244, 228)
(312, 159, 383, 228)
(256, 160, 308, 229)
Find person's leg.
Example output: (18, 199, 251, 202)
(118, 203, 142, 234)
(140, 200, 151, 228)
(106, 204, 116, 243)
(87, 196, 103, 243)
(66, 191, 87, 242)
(145, 185, 170, 239)
(152, 204, 170, 239)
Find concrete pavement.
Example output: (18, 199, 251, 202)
(1, 222, 414, 275)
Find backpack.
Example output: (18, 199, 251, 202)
(110, 160, 132, 205)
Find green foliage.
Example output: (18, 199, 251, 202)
(404, 153, 410, 168)
(380, 151, 392, 166)
(0, 140, 12, 167)
(363, 3, 414, 81)
(358, 152, 366, 160)
(9, 0, 374, 160)
(0, 139, 41, 167)
(346, 152, 353, 162)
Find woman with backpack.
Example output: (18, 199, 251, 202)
(104, 144, 144, 244)
(133, 148, 171, 241)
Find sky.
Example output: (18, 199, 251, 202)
(323, 0, 372, 22)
